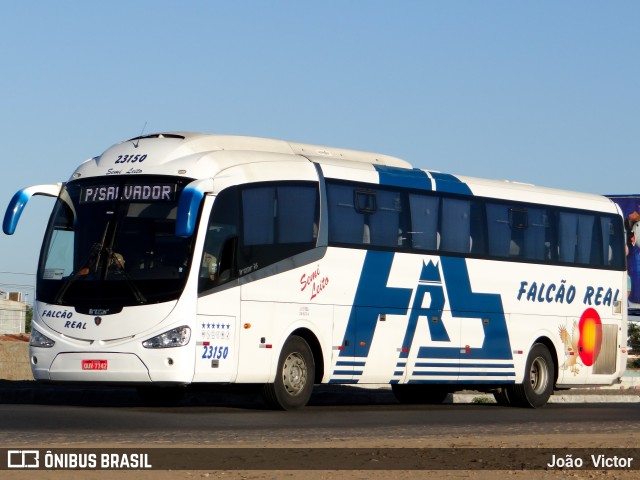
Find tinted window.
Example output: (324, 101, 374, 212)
(199, 182, 319, 291)
(326, 180, 624, 270)
(327, 183, 404, 249)
(240, 183, 319, 272)
(486, 203, 554, 261)
(409, 193, 439, 251)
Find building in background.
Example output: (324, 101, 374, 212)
(0, 291, 27, 334)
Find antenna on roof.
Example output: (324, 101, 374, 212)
(132, 121, 148, 148)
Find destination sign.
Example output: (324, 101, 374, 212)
(80, 184, 176, 203)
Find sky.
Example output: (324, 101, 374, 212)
(0, 1, 638, 302)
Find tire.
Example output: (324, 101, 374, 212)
(508, 343, 554, 408)
(136, 386, 185, 406)
(261, 336, 315, 410)
(493, 387, 512, 406)
(392, 384, 449, 404)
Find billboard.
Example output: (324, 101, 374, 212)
(607, 195, 640, 314)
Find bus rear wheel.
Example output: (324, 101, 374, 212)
(493, 387, 512, 406)
(508, 343, 554, 408)
(261, 335, 315, 410)
(392, 384, 449, 404)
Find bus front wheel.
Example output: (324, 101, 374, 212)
(261, 335, 315, 410)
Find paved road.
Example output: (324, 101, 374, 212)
(0, 383, 638, 446)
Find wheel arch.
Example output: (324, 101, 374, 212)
(532, 335, 559, 386)
(290, 327, 324, 385)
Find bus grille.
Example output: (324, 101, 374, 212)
(592, 324, 618, 375)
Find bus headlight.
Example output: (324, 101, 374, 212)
(30, 329, 55, 348)
(142, 326, 191, 349)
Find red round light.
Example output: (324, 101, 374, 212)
(578, 308, 603, 366)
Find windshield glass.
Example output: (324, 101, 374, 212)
(37, 175, 196, 307)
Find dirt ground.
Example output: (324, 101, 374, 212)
(0, 334, 28, 342)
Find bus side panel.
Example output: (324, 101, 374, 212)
(235, 300, 275, 383)
(477, 259, 626, 387)
(237, 273, 335, 384)
(194, 284, 241, 383)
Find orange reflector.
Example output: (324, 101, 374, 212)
(243, 323, 251, 329)
(360, 341, 366, 347)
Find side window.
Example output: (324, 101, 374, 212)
(199, 188, 240, 292)
(557, 212, 623, 268)
(367, 189, 404, 248)
(601, 215, 625, 269)
(558, 212, 596, 265)
(327, 183, 405, 249)
(42, 201, 75, 278)
(440, 198, 472, 253)
(486, 202, 553, 261)
(409, 193, 439, 251)
(239, 183, 319, 273)
(486, 203, 511, 257)
(521, 207, 552, 261)
(327, 183, 366, 245)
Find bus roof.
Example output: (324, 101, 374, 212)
(73, 132, 617, 214)
(117, 132, 410, 167)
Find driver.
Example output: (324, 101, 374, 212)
(202, 252, 217, 281)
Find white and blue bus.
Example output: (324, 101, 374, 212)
(3, 133, 628, 409)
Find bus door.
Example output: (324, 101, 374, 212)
(193, 195, 241, 383)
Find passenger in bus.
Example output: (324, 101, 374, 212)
(109, 252, 126, 271)
(202, 253, 217, 281)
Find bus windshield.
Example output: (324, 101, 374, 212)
(37, 175, 196, 308)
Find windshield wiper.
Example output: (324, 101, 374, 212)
(53, 242, 102, 305)
(54, 218, 112, 305)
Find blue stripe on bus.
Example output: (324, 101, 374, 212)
(414, 363, 459, 368)
(412, 371, 458, 376)
(338, 251, 413, 360)
(417, 256, 513, 361)
(332, 370, 363, 376)
(337, 246, 512, 383)
(429, 172, 473, 195)
(374, 165, 432, 190)
(408, 380, 515, 385)
(414, 362, 515, 369)
(460, 364, 515, 369)
(335, 361, 366, 367)
(399, 260, 448, 360)
(411, 371, 515, 376)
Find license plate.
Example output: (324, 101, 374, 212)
(82, 359, 108, 371)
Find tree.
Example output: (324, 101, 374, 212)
(25, 305, 32, 333)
